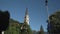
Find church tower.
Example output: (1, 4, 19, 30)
(24, 8, 29, 25)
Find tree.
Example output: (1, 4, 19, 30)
(0, 10, 10, 34)
(4, 19, 33, 34)
(39, 25, 44, 34)
(4, 19, 20, 34)
(20, 22, 33, 34)
(47, 11, 60, 34)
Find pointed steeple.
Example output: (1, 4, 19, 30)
(24, 8, 29, 25)
(40, 25, 44, 31)
(39, 25, 44, 34)
(25, 8, 28, 15)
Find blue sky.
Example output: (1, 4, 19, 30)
(0, 0, 60, 32)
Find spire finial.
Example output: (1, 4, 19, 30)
(25, 7, 28, 15)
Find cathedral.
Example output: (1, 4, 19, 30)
(19, 8, 32, 34)
(20, 8, 30, 33)
(24, 8, 29, 25)
(4, 8, 32, 34)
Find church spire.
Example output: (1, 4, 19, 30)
(25, 8, 28, 15)
(24, 8, 29, 25)
(39, 25, 44, 34)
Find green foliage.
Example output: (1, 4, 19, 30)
(20, 22, 33, 34)
(4, 19, 20, 34)
(47, 11, 60, 34)
(4, 19, 33, 34)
